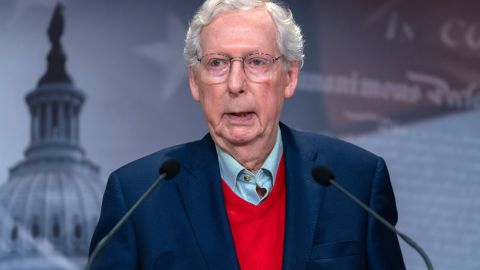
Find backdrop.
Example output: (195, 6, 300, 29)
(0, 0, 479, 269)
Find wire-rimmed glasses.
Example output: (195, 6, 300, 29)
(197, 52, 283, 83)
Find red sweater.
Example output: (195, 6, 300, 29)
(221, 155, 286, 270)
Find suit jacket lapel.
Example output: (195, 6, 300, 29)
(175, 135, 240, 270)
(281, 124, 326, 270)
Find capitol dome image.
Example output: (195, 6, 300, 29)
(0, 4, 103, 269)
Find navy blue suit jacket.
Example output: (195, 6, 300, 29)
(89, 124, 405, 269)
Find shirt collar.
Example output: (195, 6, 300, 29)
(216, 127, 283, 192)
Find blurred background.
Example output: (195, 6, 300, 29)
(0, 0, 479, 269)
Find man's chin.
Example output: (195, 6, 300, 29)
(218, 129, 259, 147)
(225, 134, 255, 146)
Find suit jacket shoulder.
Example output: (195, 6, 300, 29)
(281, 123, 382, 176)
(113, 138, 203, 181)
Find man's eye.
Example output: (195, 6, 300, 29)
(248, 57, 268, 66)
(208, 58, 227, 68)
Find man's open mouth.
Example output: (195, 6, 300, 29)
(226, 112, 255, 121)
(229, 112, 253, 117)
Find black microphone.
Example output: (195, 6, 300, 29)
(311, 165, 434, 270)
(85, 158, 181, 270)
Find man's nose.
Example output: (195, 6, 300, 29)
(227, 59, 246, 94)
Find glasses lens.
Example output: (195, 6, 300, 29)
(201, 54, 229, 77)
(245, 53, 275, 80)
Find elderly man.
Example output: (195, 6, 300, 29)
(89, 0, 405, 269)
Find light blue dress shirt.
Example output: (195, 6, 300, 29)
(216, 128, 283, 205)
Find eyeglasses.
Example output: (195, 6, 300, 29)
(197, 52, 283, 83)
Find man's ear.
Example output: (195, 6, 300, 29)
(188, 66, 200, 102)
(283, 61, 299, 99)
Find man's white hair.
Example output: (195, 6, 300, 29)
(184, 0, 304, 69)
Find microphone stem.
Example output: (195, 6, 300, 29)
(85, 172, 167, 270)
(329, 179, 434, 270)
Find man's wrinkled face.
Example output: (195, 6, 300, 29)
(188, 7, 299, 150)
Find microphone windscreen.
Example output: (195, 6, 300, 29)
(311, 165, 334, 186)
(159, 159, 181, 180)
